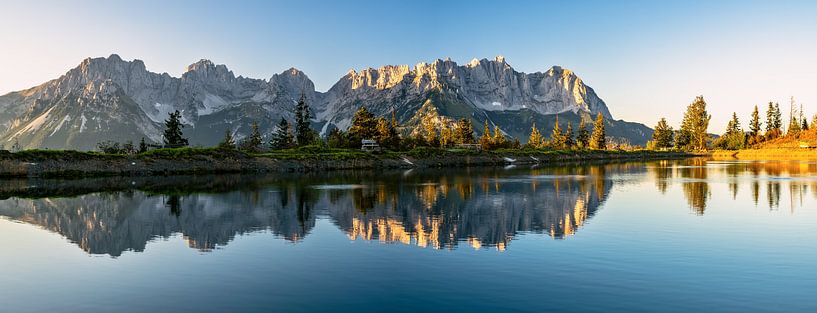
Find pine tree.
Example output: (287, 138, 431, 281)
(269, 118, 295, 150)
(565, 122, 575, 149)
(218, 129, 236, 150)
(749, 105, 762, 140)
(242, 121, 263, 152)
(774, 102, 782, 132)
(679, 96, 711, 150)
(800, 104, 807, 131)
(576, 119, 590, 149)
(765, 102, 782, 139)
(478, 121, 493, 150)
(455, 118, 475, 144)
(375, 117, 391, 148)
(348, 107, 379, 146)
(138, 137, 148, 153)
(162, 110, 188, 147)
(527, 122, 544, 149)
(492, 125, 507, 148)
(788, 97, 801, 136)
(388, 110, 401, 148)
(651, 118, 674, 149)
(550, 118, 566, 149)
(717, 112, 745, 150)
(421, 115, 439, 147)
(294, 94, 314, 146)
(439, 123, 455, 147)
(590, 113, 607, 150)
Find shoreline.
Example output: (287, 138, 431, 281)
(0, 149, 696, 178)
(711, 148, 817, 160)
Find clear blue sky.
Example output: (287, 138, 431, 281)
(2, 0, 816, 130)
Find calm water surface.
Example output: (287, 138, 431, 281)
(1, 159, 816, 312)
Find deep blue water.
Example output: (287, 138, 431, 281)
(1, 159, 816, 312)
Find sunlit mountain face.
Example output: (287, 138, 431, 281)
(0, 165, 622, 256)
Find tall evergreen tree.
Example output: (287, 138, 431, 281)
(679, 96, 711, 150)
(749, 105, 762, 139)
(717, 112, 745, 150)
(138, 137, 148, 153)
(218, 129, 236, 150)
(651, 118, 674, 149)
(455, 118, 475, 144)
(788, 97, 801, 136)
(576, 119, 590, 149)
(492, 125, 507, 148)
(162, 110, 188, 147)
(478, 121, 493, 149)
(550, 119, 566, 149)
(565, 122, 575, 149)
(590, 113, 607, 150)
(439, 123, 455, 147)
(269, 118, 295, 150)
(348, 107, 379, 146)
(527, 122, 544, 148)
(242, 121, 264, 152)
(294, 94, 314, 145)
(388, 110, 401, 148)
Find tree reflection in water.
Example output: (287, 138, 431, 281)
(1, 159, 816, 256)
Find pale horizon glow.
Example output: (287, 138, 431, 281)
(1, 0, 816, 131)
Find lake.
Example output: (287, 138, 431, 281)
(1, 159, 816, 312)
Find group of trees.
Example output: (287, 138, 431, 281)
(218, 94, 318, 152)
(524, 114, 607, 150)
(649, 95, 815, 151)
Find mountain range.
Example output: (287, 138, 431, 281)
(0, 54, 652, 150)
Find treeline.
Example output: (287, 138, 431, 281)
(96, 95, 614, 154)
(647, 96, 816, 151)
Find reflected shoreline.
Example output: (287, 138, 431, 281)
(2, 159, 816, 256)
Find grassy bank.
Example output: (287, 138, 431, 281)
(712, 148, 817, 160)
(0, 146, 694, 178)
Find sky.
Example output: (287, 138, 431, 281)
(1, 0, 816, 130)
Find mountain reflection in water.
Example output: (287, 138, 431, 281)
(2, 159, 816, 256)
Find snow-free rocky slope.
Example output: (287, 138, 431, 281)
(0, 54, 651, 150)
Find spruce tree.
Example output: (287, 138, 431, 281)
(218, 129, 236, 150)
(492, 125, 507, 148)
(651, 118, 674, 149)
(455, 118, 475, 144)
(294, 94, 314, 146)
(269, 118, 295, 150)
(388, 110, 401, 148)
(550, 118, 566, 149)
(788, 97, 801, 136)
(590, 113, 607, 150)
(162, 110, 188, 147)
(527, 122, 544, 149)
(565, 122, 575, 149)
(138, 137, 148, 153)
(478, 121, 493, 150)
(348, 107, 379, 146)
(749, 105, 761, 139)
(243, 121, 263, 152)
(576, 119, 590, 149)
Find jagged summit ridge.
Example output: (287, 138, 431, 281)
(0, 54, 641, 150)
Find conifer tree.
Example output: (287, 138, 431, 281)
(576, 119, 590, 149)
(492, 125, 507, 148)
(294, 94, 314, 146)
(388, 110, 401, 148)
(749, 105, 761, 139)
(348, 107, 379, 146)
(218, 129, 236, 150)
(590, 113, 607, 150)
(162, 110, 188, 147)
(455, 118, 475, 144)
(138, 137, 148, 153)
(550, 118, 566, 149)
(651, 118, 674, 149)
(565, 122, 575, 149)
(269, 118, 295, 150)
(788, 97, 801, 136)
(242, 121, 264, 152)
(679, 96, 710, 150)
(527, 122, 544, 148)
(478, 121, 493, 149)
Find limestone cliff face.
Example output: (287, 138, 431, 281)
(0, 54, 630, 150)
